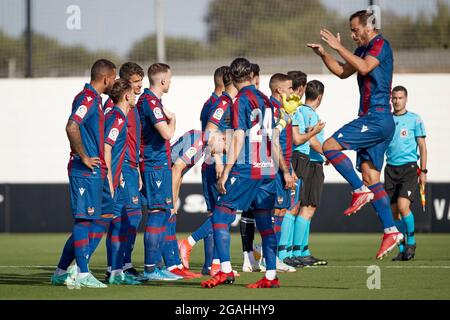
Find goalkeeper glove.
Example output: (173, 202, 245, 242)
(282, 93, 302, 114)
(275, 107, 291, 131)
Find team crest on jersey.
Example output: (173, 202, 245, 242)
(108, 128, 120, 142)
(87, 207, 95, 215)
(153, 107, 164, 119)
(132, 196, 139, 205)
(185, 147, 197, 159)
(277, 196, 284, 204)
(75, 105, 88, 119)
(156, 180, 162, 188)
(120, 180, 126, 188)
(400, 128, 408, 137)
(165, 197, 172, 204)
(104, 107, 112, 115)
(118, 118, 124, 125)
(86, 96, 93, 102)
(213, 108, 224, 120)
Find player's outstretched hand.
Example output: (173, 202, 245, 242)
(282, 93, 301, 114)
(217, 172, 229, 194)
(319, 29, 342, 51)
(307, 43, 326, 57)
(283, 171, 295, 190)
(82, 156, 101, 172)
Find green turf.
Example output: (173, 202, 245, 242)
(0, 233, 449, 300)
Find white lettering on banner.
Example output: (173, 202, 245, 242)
(433, 199, 450, 220)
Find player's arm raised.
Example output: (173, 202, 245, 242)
(66, 119, 101, 171)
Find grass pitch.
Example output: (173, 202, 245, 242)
(0, 233, 449, 300)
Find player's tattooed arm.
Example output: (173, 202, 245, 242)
(66, 119, 101, 171)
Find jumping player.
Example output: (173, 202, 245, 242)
(308, 10, 403, 259)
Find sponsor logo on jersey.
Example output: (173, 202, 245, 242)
(230, 177, 236, 185)
(338, 133, 344, 138)
(213, 108, 224, 120)
(361, 125, 369, 133)
(79, 187, 85, 196)
(108, 128, 120, 142)
(75, 105, 88, 118)
(156, 180, 162, 188)
(252, 160, 274, 168)
(153, 107, 164, 119)
(86, 96, 93, 102)
(118, 118, 124, 125)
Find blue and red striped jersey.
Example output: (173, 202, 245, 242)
(200, 92, 219, 132)
(67, 83, 106, 179)
(355, 34, 393, 116)
(231, 84, 275, 180)
(207, 91, 233, 131)
(171, 129, 206, 176)
(103, 97, 115, 115)
(104, 106, 128, 189)
(137, 88, 171, 169)
(124, 106, 141, 167)
(271, 96, 293, 166)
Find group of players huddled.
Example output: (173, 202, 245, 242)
(51, 9, 427, 289)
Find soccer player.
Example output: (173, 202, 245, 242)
(308, 10, 403, 259)
(103, 79, 142, 285)
(178, 67, 238, 275)
(201, 58, 294, 289)
(102, 62, 145, 282)
(51, 59, 116, 288)
(166, 129, 226, 278)
(386, 86, 427, 261)
(288, 80, 328, 267)
(137, 63, 180, 280)
(199, 66, 228, 131)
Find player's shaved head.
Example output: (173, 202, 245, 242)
(305, 80, 325, 101)
(91, 59, 116, 81)
(230, 58, 253, 83)
(214, 66, 228, 87)
(269, 73, 291, 92)
(110, 78, 132, 104)
(120, 62, 144, 80)
(148, 62, 171, 86)
(287, 70, 307, 91)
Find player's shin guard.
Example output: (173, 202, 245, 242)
(203, 232, 215, 269)
(368, 183, 396, 231)
(278, 212, 295, 260)
(73, 219, 91, 273)
(403, 212, 416, 245)
(324, 150, 364, 190)
(162, 213, 179, 268)
(191, 217, 213, 242)
(123, 208, 142, 265)
(239, 213, 255, 253)
(144, 210, 168, 267)
(88, 216, 111, 257)
(293, 216, 308, 257)
(57, 234, 75, 270)
(212, 206, 236, 265)
(273, 215, 284, 245)
(254, 210, 277, 271)
(110, 216, 128, 272)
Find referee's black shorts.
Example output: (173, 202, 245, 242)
(292, 151, 310, 180)
(300, 161, 324, 207)
(384, 162, 419, 203)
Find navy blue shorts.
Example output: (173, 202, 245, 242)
(121, 164, 142, 210)
(332, 112, 395, 172)
(141, 167, 173, 210)
(201, 164, 219, 212)
(216, 175, 275, 211)
(274, 170, 292, 209)
(69, 176, 113, 220)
